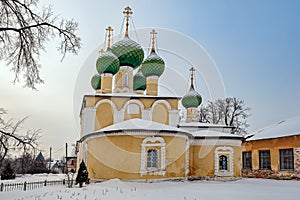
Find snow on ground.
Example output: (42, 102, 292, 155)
(0, 173, 66, 184)
(1, 178, 300, 200)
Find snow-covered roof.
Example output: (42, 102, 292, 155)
(100, 119, 189, 133)
(247, 117, 300, 141)
(81, 119, 193, 141)
(178, 121, 234, 128)
(191, 130, 243, 139)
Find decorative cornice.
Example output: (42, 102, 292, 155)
(80, 130, 191, 143)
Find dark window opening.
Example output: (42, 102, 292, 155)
(259, 150, 271, 170)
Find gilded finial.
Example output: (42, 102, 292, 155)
(150, 29, 157, 52)
(123, 6, 133, 36)
(106, 26, 113, 49)
(99, 49, 105, 55)
(189, 67, 195, 88)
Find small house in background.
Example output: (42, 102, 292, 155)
(242, 117, 300, 179)
(66, 153, 77, 173)
(47, 160, 64, 173)
(30, 151, 48, 174)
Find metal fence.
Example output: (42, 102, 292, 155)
(0, 179, 66, 192)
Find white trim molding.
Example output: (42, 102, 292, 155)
(169, 110, 179, 127)
(113, 87, 131, 93)
(142, 110, 151, 121)
(94, 99, 118, 123)
(81, 107, 96, 136)
(192, 139, 241, 147)
(151, 100, 172, 111)
(214, 146, 234, 177)
(82, 131, 190, 143)
(122, 99, 145, 110)
(150, 100, 174, 126)
(84, 142, 88, 166)
(185, 139, 191, 176)
(140, 137, 166, 176)
(95, 99, 118, 111)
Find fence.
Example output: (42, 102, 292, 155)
(0, 179, 67, 192)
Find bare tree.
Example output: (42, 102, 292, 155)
(199, 97, 250, 135)
(0, 0, 81, 89)
(0, 109, 40, 165)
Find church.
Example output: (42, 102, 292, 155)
(76, 7, 243, 181)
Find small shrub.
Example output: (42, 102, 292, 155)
(1, 162, 16, 180)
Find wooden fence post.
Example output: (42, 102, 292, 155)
(23, 181, 26, 191)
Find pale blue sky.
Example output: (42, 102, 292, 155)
(1, 0, 299, 158)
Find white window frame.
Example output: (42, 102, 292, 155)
(214, 146, 233, 177)
(140, 137, 166, 176)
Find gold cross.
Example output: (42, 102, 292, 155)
(150, 29, 157, 51)
(106, 26, 113, 49)
(189, 67, 195, 87)
(123, 6, 133, 36)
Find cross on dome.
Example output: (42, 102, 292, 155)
(106, 26, 113, 49)
(150, 29, 157, 52)
(123, 6, 133, 36)
(189, 67, 195, 88)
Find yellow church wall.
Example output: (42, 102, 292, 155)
(83, 134, 188, 180)
(190, 145, 242, 177)
(114, 67, 134, 92)
(146, 77, 158, 96)
(84, 96, 178, 110)
(94, 103, 114, 130)
(242, 135, 300, 171)
(82, 96, 179, 130)
(100, 74, 112, 93)
(152, 103, 169, 125)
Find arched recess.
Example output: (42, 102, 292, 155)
(122, 99, 144, 121)
(151, 100, 171, 125)
(94, 99, 116, 130)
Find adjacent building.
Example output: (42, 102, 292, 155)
(242, 117, 300, 179)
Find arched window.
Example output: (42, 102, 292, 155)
(219, 155, 228, 170)
(214, 146, 233, 177)
(147, 149, 158, 168)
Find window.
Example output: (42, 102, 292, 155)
(259, 150, 271, 170)
(214, 146, 233, 177)
(147, 149, 158, 168)
(140, 137, 166, 176)
(123, 73, 129, 87)
(242, 152, 252, 169)
(219, 155, 228, 170)
(280, 149, 294, 171)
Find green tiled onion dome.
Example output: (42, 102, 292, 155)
(181, 86, 202, 108)
(141, 51, 165, 77)
(91, 74, 101, 90)
(96, 49, 120, 75)
(111, 36, 144, 68)
(133, 68, 146, 91)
